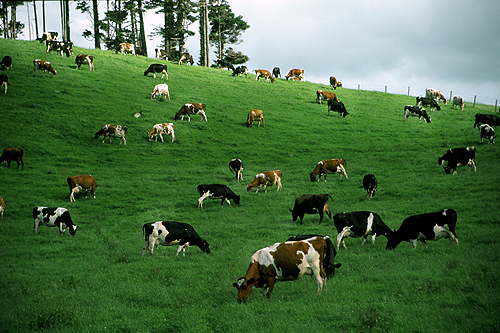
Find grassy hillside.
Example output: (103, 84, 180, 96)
(1, 38, 499, 332)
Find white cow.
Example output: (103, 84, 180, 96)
(151, 83, 170, 100)
(147, 123, 175, 143)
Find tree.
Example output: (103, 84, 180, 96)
(60, 0, 70, 42)
(77, 0, 101, 49)
(198, 0, 209, 66)
(0, 1, 25, 39)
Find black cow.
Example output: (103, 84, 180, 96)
(0, 147, 24, 169)
(232, 66, 248, 78)
(33, 206, 78, 236)
(272, 67, 281, 78)
(216, 59, 235, 71)
(229, 159, 243, 182)
(286, 234, 342, 278)
(404, 105, 431, 123)
(479, 124, 496, 144)
(289, 193, 333, 224)
(363, 174, 377, 200)
(144, 64, 168, 79)
(46, 41, 73, 57)
(1, 56, 12, 70)
(438, 147, 476, 175)
(327, 100, 349, 117)
(197, 184, 240, 208)
(474, 113, 500, 128)
(386, 209, 458, 249)
(334, 211, 393, 250)
(416, 96, 441, 111)
(141, 221, 210, 256)
(0, 74, 7, 94)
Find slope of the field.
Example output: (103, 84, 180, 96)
(1, 38, 499, 332)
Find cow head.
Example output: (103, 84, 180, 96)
(233, 277, 259, 303)
(69, 225, 79, 236)
(289, 208, 298, 221)
(200, 240, 210, 254)
(309, 172, 317, 182)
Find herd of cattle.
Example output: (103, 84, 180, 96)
(1, 35, 498, 303)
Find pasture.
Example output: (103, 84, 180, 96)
(0, 38, 499, 332)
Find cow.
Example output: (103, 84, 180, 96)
(247, 170, 282, 193)
(309, 159, 347, 182)
(255, 69, 274, 83)
(363, 174, 377, 200)
(46, 41, 73, 57)
(67, 175, 97, 203)
(289, 193, 333, 224)
(246, 109, 265, 127)
(94, 124, 127, 145)
(285, 68, 304, 81)
(404, 105, 431, 123)
(272, 67, 281, 78)
(327, 100, 348, 117)
(147, 123, 175, 143)
(0, 196, 4, 220)
(33, 59, 57, 75)
(329, 76, 339, 89)
(337, 81, 343, 88)
(141, 221, 210, 256)
(155, 48, 170, 60)
(452, 95, 465, 110)
(425, 88, 447, 104)
(416, 96, 441, 111)
(197, 184, 240, 208)
(216, 58, 235, 71)
(117, 42, 136, 55)
(229, 159, 243, 183)
(150, 83, 170, 100)
(39, 31, 58, 43)
(175, 103, 207, 122)
(438, 147, 476, 175)
(232, 66, 248, 78)
(0, 147, 24, 170)
(233, 236, 327, 302)
(75, 54, 94, 71)
(144, 64, 168, 79)
(474, 113, 500, 128)
(316, 90, 339, 104)
(33, 206, 78, 236)
(0, 74, 7, 94)
(178, 53, 194, 65)
(386, 209, 458, 249)
(1, 56, 12, 70)
(479, 124, 495, 144)
(334, 211, 393, 251)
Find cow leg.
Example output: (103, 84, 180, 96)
(339, 165, 348, 179)
(198, 191, 212, 208)
(318, 212, 324, 224)
(264, 278, 276, 298)
(176, 243, 189, 257)
(159, 133, 164, 143)
(336, 226, 352, 250)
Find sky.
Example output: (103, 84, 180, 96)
(15, 0, 500, 105)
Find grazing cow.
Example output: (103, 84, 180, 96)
(474, 113, 500, 128)
(0, 147, 24, 170)
(247, 170, 282, 193)
(329, 76, 339, 89)
(479, 124, 495, 144)
(150, 83, 170, 100)
(39, 31, 58, 43)
(175, 103, 207, 122)
(246, 109, 265, 127)
(286, 68, 304, 81)
(1, 56, 12, 70)
(452, 95, 465, 110)
(147, 123, 175, 143)
(438, 146, 477, 175)
(0, 74, 7, 94)
(425, 88, 447, 104)
(155, 48, 170, 60)
(386, 209, 458, 249)
(404, 105, 431, 123)
(272, 67, 281, 78)
(327, 100, 348, 117)
(255, 69, 274, 83)
(337, 81, 343, 88)
(232, 66, 248, 78)
(144, 64, 168, 79)
(94, 124, 127, 145)
(197, 184, 240, 208)
(216, 58, 235, 71)
(363, 174, 378, 200)
(334, 211, 393, 250)
(178, 53, 194, 65)
(289, 193, 333, 224)
(309, 159, 348, 181)
(229, 159, 243, 182)
(33, 206, 78, 236)
(316, 90, 339, 104)
(67, 175, 97, 202)
(233, 236, 327, 302)
(75, 54, 94, 71)
(33, 59, 57, 75)
(117, 43, 136, 55)
(416, 96, 441, 111)
(46, 41, 73, 57)
(0, 196, 4, 220)
(142, 221, 210, 256)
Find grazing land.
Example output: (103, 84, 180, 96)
(0, 38, 499, 332)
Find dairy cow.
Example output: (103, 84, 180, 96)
(197, 184, 240, 208)
(316, 90, 338, 105)
(272, 67, 281, 78)
(33, 59, 57, 75)
(232, 66, 248, 78)
(416, 96, 441, 111)
(147, 123, 175, 143)
(452, 96, 465, 110)
(75, 54, 94, 71)
(363, 174, 378, 200)
(425, 88, 447, 104)
(246, 109, 265, 127)
(247, 170, 282, 193)
(0, 147, 24, 170)
(67, 175, 97, 202)
(255, 69, 274, 83)
(327, 100, 348, 117)
(334, 211, 393, 250)
(474, 113, 500, 128)
(285, 68, 304, 81)
(144, 64, 168, 79)
(309, 159, 347, 181)
(150, 83, 170, 100)
(94, 124, 127, 145)
(33, 206, 78, 236)
(229, 159, 243, 183)
(175, 103, 207, 121)
(1, 55, 12, 70)
(479, 124, 495, 144)
(404, 105, 431, 123)
(289, 193, 333, 224)
(438, 147, 476, 175)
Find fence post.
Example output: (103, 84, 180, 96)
(358, 84, 360, 90)
(495, 100, 498, 112)
(385, 85, 387, 93)
(473, 95, 476, 107)
(408, 86, 410, 96)
(449, 91, 452, 101)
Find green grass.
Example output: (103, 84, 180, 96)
(1, 38, 499, 332)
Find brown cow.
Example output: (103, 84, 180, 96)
(33, 59, 57, 75)
(255, 69, 275, 83)
(147, 123, 175, 143)
(0, 147, 24, 170)
(316, 90, 339, 104)
(246, 109, 265, 128)
(175, 103, 207, 122)
(247, 170, 282, 193)
(329, 76, 339, 89)
(0, 196, 4, 220)
(94, 124, 128, 145)
(75, 54, 94, 71)
(117, 43, 136, 55)
(286, 69, 304, 81)
(425, 88, 447, 104)
(310, 159, 348, 181)
(67, 175, 97, 202)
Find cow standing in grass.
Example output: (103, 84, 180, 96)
(309, 159, 347, 181)
(94, 124, 128, 145)
(144, 64, 168, 79)
(363, 174, 377, 200)
(147, 123, 175, 143)
(289, 193, 333, 224)
(33, 206, 78, 236)
(67, 175, 97, 202)
(151, 83, 170, 100)
(246, 109, 265, 127)
(229, 159, 243, 183)
(0, 147, 24, 170)
(247, 170, 282, 193)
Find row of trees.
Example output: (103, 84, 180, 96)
(1, 1, 249, 66)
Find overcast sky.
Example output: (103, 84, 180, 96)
(16, 0, 500, 104)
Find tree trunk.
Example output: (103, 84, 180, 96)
(42, 0, 45, 33)
(93, 0, 100, 48)
(10, 2, 16, 39)
(199, 1, 209, 66)
(33, 1, 39, 39)
(137, 0, 147, 56)
(65, 0, 70, 42)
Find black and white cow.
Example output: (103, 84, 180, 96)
(1, 56, 12, 70)
(46, 41, 73, 57)
(386, 209, 458, 249)
(229, 159, 243, 182)
(197, 184, 240, 208)
(272, 67, 281, 78)
(141, 221, 210, 256)
(327, 100, 349, 117)
(363, 174, 377, 200)
(144, 63, 168, 79)
(474, 113, 500, 128)
(334, 211, 393, 250)
(232, 66, 248, 78)
(0, 74, 7, 94)
(404, 105, 431, 123)
(286, 234, 342, 278)
(289, 193, 333, 224)
(479, 124, 496, 144)
(438, 147, 476, 175)
(33, 206, 79, 236)
(155, 48, 170, 60)
(416, 96, 441, 111)
(39, 31, 58, 43)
